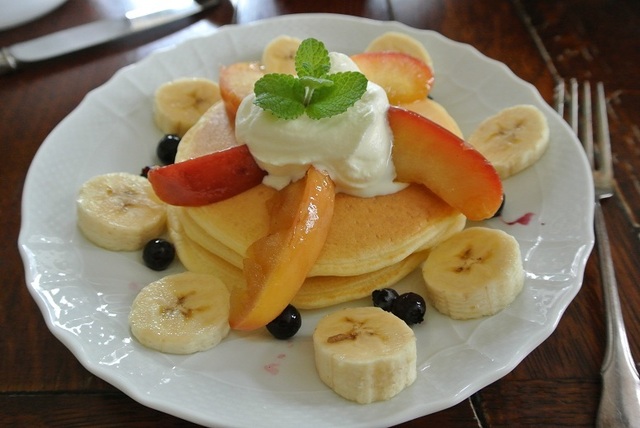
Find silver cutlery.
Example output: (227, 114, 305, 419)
(556, 79, 640, 427)
(0, 0, 220, 75)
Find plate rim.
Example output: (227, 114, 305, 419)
(18, 13, 595, 428)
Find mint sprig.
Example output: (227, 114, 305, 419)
(253, 38, 368, 120)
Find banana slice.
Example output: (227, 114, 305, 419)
(261, 35, 302, 75)
(129, 272, 231, 354)
(76, 172, 166, 251)
(153, 77, 221, 137)
(467, 104, 550, 179)
(365, 31, 434, 70)
(313, 307, 417, 404)
(421, 227, 524, 320)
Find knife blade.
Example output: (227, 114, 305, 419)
(0, 0, 220, 75)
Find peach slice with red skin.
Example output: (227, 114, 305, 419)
(388, 106, 503, 221)
(229, 166, 336, 331)
(149, 106, 502, 220)
(219, 61, 265, 124)
(351, 51, 434, 104)
(147, 145, 266, 206)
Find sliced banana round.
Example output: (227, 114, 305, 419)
(313, 306, 417, 404)
(365, 31, 434, 70)
(421, 227, 524, 320)
(261, 35, 302, 75)
(467, 104, 550, 179)
(77, 172, 166, 251)
(153, 77, 221, 137)
(129, 272, 231, 354)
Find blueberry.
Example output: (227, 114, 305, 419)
(266, 304, 302, 339)
(491, 193, 506, 218)
(372, 288, 399, 312)
(156, 134, 181, 165)
(142, 238, 175, 271)
(140, 165, 152, 178)
(391, 292, 426, 326)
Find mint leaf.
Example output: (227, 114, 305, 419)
(254, 74, 306, 120)
(298, 75, 334, 91)
(252, 38, 368, 120)
(306, 72, 368, 119)
(295, 38, 331, 78)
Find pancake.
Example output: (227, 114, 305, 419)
(176, 205, 245, 268)
(167, 205, 244, 291)
(292, 249, 431, 309)
(167, 206, 432, 309)
(174, 101, 466, 277)
(167, 97, 467, 307)
(175, 102, 240, 161)
(185, 183, 464, 276)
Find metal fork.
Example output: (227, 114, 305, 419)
(556, 79, 640, 427)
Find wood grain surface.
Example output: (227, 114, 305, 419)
(1, 0, 638, 426)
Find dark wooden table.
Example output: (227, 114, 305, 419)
(2, 0, 639, 426)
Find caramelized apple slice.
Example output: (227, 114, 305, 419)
(148, 145, 266, 206)
(229, 167, 336, 331)
(219, 61, 265, 124)
(351, 51, 434, 104)
(389, 106, 503, 221)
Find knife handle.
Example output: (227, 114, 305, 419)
(0, 48, 19, 75)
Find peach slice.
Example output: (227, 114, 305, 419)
(147, 101, 265, 207)
(389, 106, 503, 221)
(399, 98, 464, 139)
(148, 145, 266, 206)
(219, 61, 265, 124)
(351, 51, 434, 104)
(229, 167, 336, 331)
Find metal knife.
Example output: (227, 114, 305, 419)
(0, 0, 220, 75)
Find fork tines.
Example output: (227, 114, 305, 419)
(555, 79, 613, 185)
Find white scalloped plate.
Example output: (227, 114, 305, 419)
(19, 14, 594, 428)
(0, 0, 67, 30)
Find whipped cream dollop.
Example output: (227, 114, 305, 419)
(234, 52, 407, 198)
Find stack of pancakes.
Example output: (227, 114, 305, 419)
(166, 102, 466, 309)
